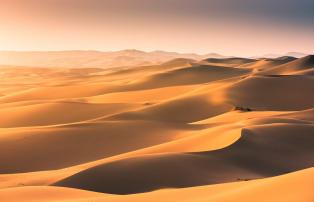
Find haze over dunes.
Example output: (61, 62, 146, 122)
(0, 53, 313, 201)
(0, 50, 225, 69)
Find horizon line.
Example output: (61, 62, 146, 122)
(0, 49, 311, 58)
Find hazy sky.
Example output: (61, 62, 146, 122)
(1, 0, 313, 56)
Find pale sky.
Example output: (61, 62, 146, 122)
(1, 0, 313, 56)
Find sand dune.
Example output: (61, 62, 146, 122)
(0, 186, 106, 202)
(202, 57, 256, 66)
(97, 167, 314, 202)
(1, 168, 314, 202)
(104, 58, 194, 80)
(0, 120, 193, 173)
(55, 123, 314, 194)
(0, 83, 113, 103)
(0, 54, 313, 201)
(109, 93, 233, 123)
(0, 101, 139, 127)
(225, 75, 314, 110)
(88, 85, 197, 104)
(260, 55, 314, 75)
(117, 64, 250, 91)
(239, 56, 296, 72)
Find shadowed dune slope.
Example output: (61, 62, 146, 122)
(54, 123, 314, 194)
(203, 58, 256, 66)
(275, 108, 314, 122)
(1, 168, 314, 202)
(120, 65, 249, 90)
(225, 75, 314, 110)
(0, 121, 193, 173)
(239, 56, 297, 72)
(109, 93, 233, 123)
(260, 55, 314, 75)
(105, 58, 194, 79)
(0, 102, 139, 127)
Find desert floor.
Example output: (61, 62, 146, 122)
(0, 55, 313, 202)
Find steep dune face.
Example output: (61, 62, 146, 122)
(55, 123, 314, 194)
(239, 56, 297, 72)
(260, 55, 314, 75)
(225, 75, 314, 110)
(110, 93, 233, 123)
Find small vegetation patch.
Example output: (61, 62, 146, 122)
(235, 106, 253, 112)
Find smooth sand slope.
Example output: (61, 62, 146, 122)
(238, 56, 296, 72)
(54, 123, 314, 194)
(0, 55, 313, 201)
(0, 120, 193, 173)
(0, 102, 139, 127)
(259, 55, 314, 75)
(225, 75, 314, 110)
(1, 168, 313, 202)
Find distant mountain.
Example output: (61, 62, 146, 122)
(203, 57, 256, 65)
(0, 50, 225, 68)
(274, 56, 297, 62)
(253, 54, 282, 59)
(254, 52, 309, 59)
(285, 52, 308, 58)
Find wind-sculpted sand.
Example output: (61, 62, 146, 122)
(0, 55, 313, 201)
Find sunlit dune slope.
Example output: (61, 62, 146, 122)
(109, 93, 233, 123)
(202, 57, 256, 67)
(88, 85, 196, 104)
(239, 56, 296, 72)
(118, 64, 250, 91)
(0, 102, 139, 127)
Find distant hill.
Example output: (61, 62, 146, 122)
(254, 52, 309, 59)
(285, 52, 308, 58)
(0, 50, 225, 69)
(203, 57, 256, 65)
